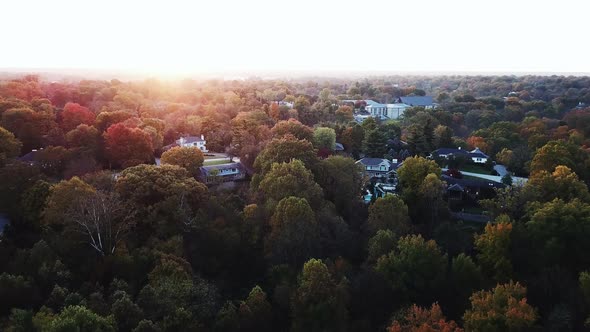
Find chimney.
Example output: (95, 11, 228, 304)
(201, 134, 205, 140)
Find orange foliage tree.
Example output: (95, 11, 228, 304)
(466, 136, 490, 154)
(389, 303, 463, 332)
(463, 281, 537, 331)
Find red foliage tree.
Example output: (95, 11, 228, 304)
(60, 102, 95, 132)
(104, 123, 154, 168)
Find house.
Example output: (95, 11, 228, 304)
(356, 158, 394, 178)
(363, 100, 410, 120)
(199, 162, 246, 184)
(277, 101, 294, 108)
(430, 147, 489, 164)
(177, 135, 208, 152)
(18, 149, 40, 165)
(374, 182, 397, 198)
(334, 143, 345, 152)
(442, 174, 504, 200)
(398, 96, 435, 109)
(385, 103, 410, 119)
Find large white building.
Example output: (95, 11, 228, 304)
(364, 100, 410, 120)
(177, 135, 208, 152)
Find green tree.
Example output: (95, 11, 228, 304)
(43, 177, 96, 226)
(291, 259, 348, 332)
(160, 146, 205, 177)
(529, 140, 587, 178)
(265, 197, 318, 265)
(316, 156, 365, 218)
(0, 125, 22, 165)
(448, 254, 484, 319)
(433, 125, 454, 149)
(271, 119, 313, 141)
(47, 305, 116, 332)
(474, 217, 513, 282)
(367, 230, 397, 263)
(238, 286, 272, 332)
(258, 159, 324, 211)
(527, 198, 590, 271)
(253, 135, 318, 178)
(115, 164, 207, 211)
(132, 320, 161, 332)
(375, 235, 447, 303)
(65, 124, 100, 154)
(463, 282, 537, 332)
(367, 195, 411, 235)
(111, 292, 144, 332)
(312, 127, 336, 151)
(363, 129, 388, 158)
(397, 156, 441, 190)
(525, 165, 590, 203)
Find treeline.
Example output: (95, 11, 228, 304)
(1, 74, 590, 331)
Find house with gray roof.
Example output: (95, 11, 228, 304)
(199, 162, 246, 184)
(356, 158, 396, 178)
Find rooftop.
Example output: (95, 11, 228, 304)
(399, 96, 434, 106)
(356, 158, 390, 166)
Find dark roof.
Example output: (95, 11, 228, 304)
(469, 152, 488, 158)
(357, 158, 388, 166)
(18, 150, 39, 162)
(400, 96, 434, 106)
(447, 183, 465, 192)
(162, 143, 179, 151)
(442, 175, 505, 189)
(433, 148, 468, 156)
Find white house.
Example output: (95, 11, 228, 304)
(385, 103, 410, 119)
(177, 135, 208, 152)
(357, 100, 410, 120)
(356, 158, 394, 178)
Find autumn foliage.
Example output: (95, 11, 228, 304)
(389, 303, 463, 332)
(463, 281, 536, 331)
(104, 123, 153, 168)
(60, 102, 95, 132)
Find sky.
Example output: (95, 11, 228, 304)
(1, 0, 589, 77)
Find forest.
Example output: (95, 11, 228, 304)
(2, 74, 590, 331)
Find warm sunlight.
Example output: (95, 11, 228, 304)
(2, 1, 590, 331)
(2, 0, 590, 76)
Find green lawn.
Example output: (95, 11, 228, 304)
(459, 164, 492, 175)
(203, 159, 232, 166)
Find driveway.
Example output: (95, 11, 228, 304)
(493, 164, 508, 177)
(443, 168, 528, 185)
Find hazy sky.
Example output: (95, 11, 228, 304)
(1, 0, 588, 76)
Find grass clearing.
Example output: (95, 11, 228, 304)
(460, 164, 492, 175)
